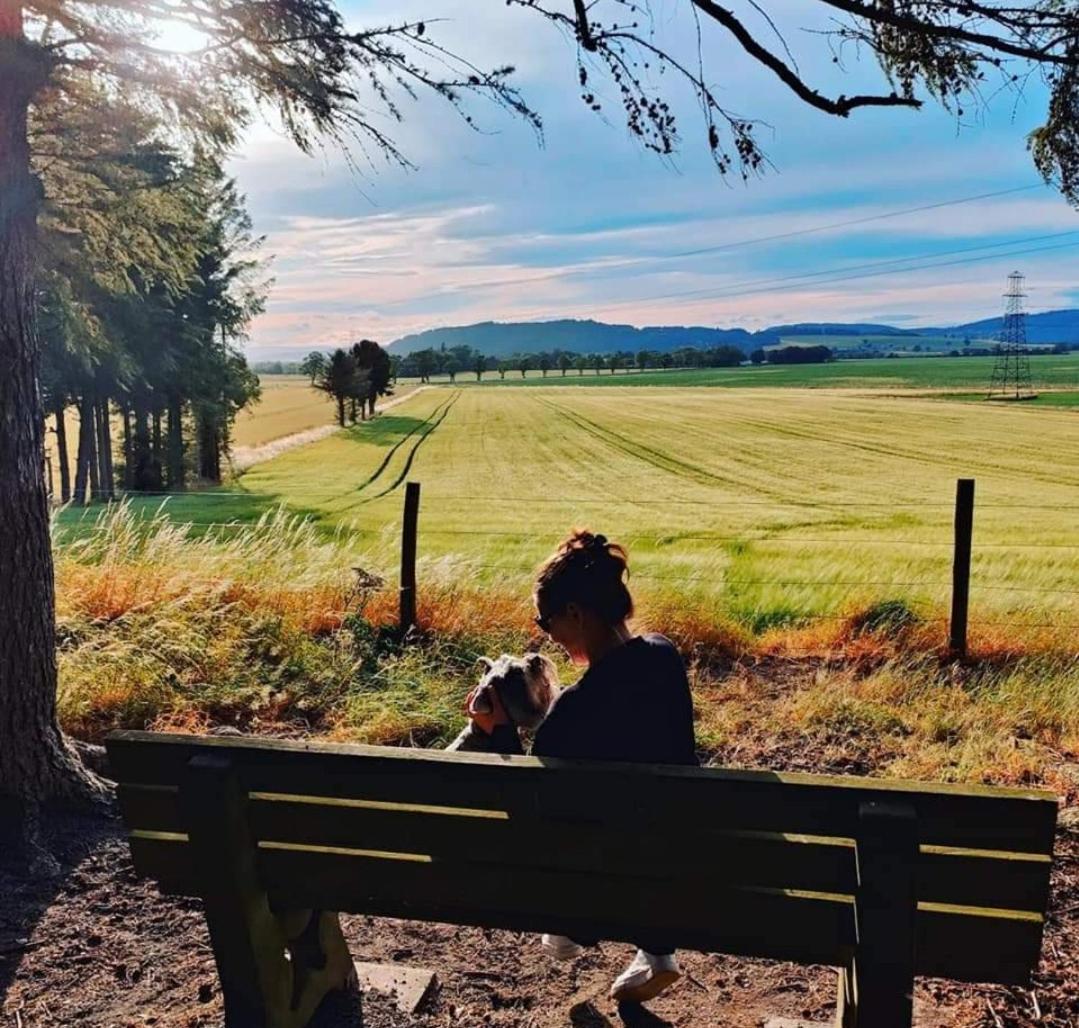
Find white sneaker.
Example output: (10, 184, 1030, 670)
(541, 934, 585, 961)
(610, 949, 681, 1004)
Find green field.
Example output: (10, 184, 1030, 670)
(772, 333, 1001, 354)
(461, 353, 1079, 391)
(57, 384, 1079, 634)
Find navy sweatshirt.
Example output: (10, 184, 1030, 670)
(490, 633, 698, 766)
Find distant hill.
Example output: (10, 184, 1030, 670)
(920, 308, 1079, 344)
(386, 311, 1079, 357)
(388, 319, 775, 357)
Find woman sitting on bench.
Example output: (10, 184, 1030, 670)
(468, 529, 698, 1005)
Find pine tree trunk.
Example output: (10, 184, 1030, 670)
(131, 397, 154, 491)
(85, 398, 99, 503)
(53, 400, 70, 503)
(121, 405, 132, 489)
(166, 395, 184, 490)
(97, 398, 114, 501)
(73, 395, 92, 506)
(197, 413, 221, 482)
(0, 9, 105, 813)
(151, 406, 163, 489)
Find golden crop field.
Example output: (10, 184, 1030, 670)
(231, 374, 335, 448)
(153, 384, 1079, 634)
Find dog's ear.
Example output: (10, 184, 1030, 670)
(524, 654, 556, 712)
(476, 656, 495, 674)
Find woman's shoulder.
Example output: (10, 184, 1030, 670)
(635, 633, 683, 660)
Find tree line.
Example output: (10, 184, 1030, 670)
(397, 343, 751, 381)
(393, 343, 843, 380)
(37, 92, 266, 504)
(300, 343, 394, 426)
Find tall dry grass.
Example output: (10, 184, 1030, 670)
(54, 504, 1078, 797)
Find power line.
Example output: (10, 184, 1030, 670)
(645, 231, 1079, 303)
(666, 185, 1046, 259)
(525, 236, 1079, 318)
(394, 184, 1047, 300)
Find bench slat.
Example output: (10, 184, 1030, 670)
(128, 834, 1042, 985)
(106, 733, 1057, 854)
(117, 785, 1052, 913)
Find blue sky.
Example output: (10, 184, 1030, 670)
(211, 2, 1077, 358)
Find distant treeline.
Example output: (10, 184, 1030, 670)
(751, 345, 834, 365)
(252, 341, 1078, 380)
(256, 343, 815, 380)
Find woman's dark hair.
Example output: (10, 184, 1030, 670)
(534, 529, 633, 625)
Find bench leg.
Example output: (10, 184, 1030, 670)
(181, 756, 354, 1028)
(282, 909, 357, 1025)
(835, 952, 857, 1028)
(835, 802, 917, 1028)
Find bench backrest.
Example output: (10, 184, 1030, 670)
(107, 731, 1057, 986)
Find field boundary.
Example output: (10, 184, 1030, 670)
(230, 386, 428, 472)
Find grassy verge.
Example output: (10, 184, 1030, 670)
(55, 506, 1077, 800)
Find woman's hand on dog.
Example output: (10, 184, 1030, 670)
(465, 682, 511, 736)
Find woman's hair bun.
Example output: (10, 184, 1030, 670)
(534, 528, 633, 626)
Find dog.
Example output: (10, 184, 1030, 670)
(447, 653, 559, 752)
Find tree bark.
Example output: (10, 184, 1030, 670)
(151, 406, 163, 488)
(120, 404, 132, 489)
(131, 396, 154, 491)
(197, 413, 221, 483)
(85, 397, 99, 503)
(73, 395, 91, 506)
(53, 400, 70, 503)
(0, 8, 105, 810)
(96, 398, 114, 501)
(166, 394, 185, 491)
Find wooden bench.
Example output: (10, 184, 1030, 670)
(106, 730, 1058, 1028)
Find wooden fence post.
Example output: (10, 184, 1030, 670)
(400, 482, 420, 633)
(949, 478, 975, 656)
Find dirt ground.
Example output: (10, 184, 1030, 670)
(1, 805, 1076, 1028)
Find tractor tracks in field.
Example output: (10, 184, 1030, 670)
(365, 391, 461, 500)
(736, 413, 1078, 489)
(539, 397, 783, 500)
(357, 393, 457, 494)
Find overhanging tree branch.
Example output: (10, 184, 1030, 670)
(688, 0, 922, 115)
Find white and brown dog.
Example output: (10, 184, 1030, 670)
(447, 653, 559, 752)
